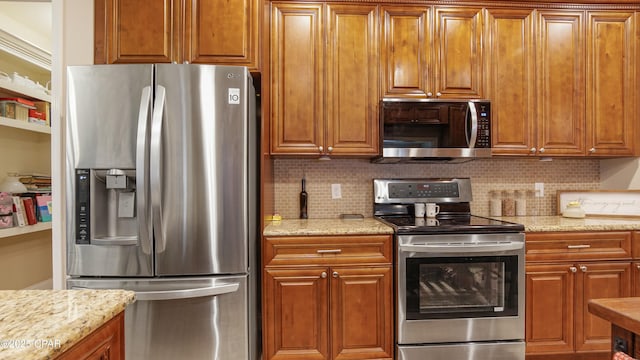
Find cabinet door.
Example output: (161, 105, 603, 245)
(525, 263, 575, 355)
(263, 267, 329, 360)
(536, 10, 585, 156)
(270, 3, 325, 155)
(433, 7, 484, 99)
(485, 8, 536, 156)
(325, 4, 379, 156)
(585, 11, 636, 156)
(575, 262, 631, 352)
(330, 266, 393, 360)
(380, 6, 431, 97)
(634, 262, 640, 297)
(95, 0, 179, 64)
(56, 312, 124, 360)
(184, 0, 259, 70)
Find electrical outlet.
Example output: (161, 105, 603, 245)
(331, 184, 342, 199)
(534, 182, 544, 197)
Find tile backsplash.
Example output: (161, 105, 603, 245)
(273, 158, 600, 219)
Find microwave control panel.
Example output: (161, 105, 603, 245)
(476, 103, 491, 148)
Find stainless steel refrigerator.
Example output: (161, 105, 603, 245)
(65, 64, 259, 360)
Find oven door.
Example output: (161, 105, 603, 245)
(397, 233, 525, 345)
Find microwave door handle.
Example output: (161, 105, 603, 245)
(466, 101, 479, 148)
(136, 86, 152, 255)
(150, 85, 166, 253)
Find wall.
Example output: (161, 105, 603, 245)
(51, 0, 95, 289)
(273, 158, 600, 219)
(600, 158, 640, 190)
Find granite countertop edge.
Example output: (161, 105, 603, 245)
(263, 216, 640, 236)
(0, 289, 135, 360)
(264, 218, 395, 236)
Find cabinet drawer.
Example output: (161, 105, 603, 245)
(526, 231, 632, 262)
(263, 235, 392, 266)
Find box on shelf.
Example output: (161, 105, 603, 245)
(0, 97, 36, 122)
(32, 101, 50, 126)
(0, 192, 14, 229)
(0, 215, 12, 229)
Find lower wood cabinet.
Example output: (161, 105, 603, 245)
(56, 311, 124, 360)
(262, 235, 393, 360)
(525, 232, 633, 360)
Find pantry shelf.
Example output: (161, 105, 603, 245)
(0, 222, 52, 239)
(0, 116, 51, 134)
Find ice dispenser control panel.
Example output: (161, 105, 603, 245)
(76, 169, 90, 244)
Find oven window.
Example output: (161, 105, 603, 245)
(405, 256, 518, 320)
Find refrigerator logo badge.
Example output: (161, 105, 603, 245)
(228, 88, 241, 105)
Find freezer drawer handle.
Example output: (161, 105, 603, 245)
(135, 283, 240, 301)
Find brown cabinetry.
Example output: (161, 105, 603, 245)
(489, 9, 637, 157)
(381, 5, 483, 99)
(525, 232, 633, 358)
(262, 235, 393, 360)
(56, 311, 125, 360)
(94, 0, 259, 70)
(269, 2, 379, 157)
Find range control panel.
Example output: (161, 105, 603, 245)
(389, 182, 459, 198)
(374, 178, 473, 204)
(75, 169, 90, 244)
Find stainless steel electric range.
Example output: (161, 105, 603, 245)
(374, 178, 526, 360)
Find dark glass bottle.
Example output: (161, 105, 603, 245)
(300, 177, 308, 219)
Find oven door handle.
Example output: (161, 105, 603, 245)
(399, 241, 524, 253)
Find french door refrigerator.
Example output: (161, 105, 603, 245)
(65, 64, 259, 360)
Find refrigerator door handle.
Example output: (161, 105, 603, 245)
(150, 85, 166, 253)
(134, 283, 240, 301)
(136, 86, 153, 255)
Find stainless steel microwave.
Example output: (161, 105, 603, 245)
(373, 99, 491, 163)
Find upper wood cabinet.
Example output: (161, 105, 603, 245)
(269, 2, 379, 157)
(585, 11, 637, 157)
(94, 0, 260, 70)
(381, 5, 484, 99)
(489, 8, 637, 157)
(485, 8, 536, 155)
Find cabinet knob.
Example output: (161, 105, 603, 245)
(570, 266, 577, 273)
(637, 264, 640, 270)
(321, 272, 327, 279)
(332, 271, 339, 278)
(427, 92, 433, 97)
(539, 148, 545, 153)
(327, 146, 333, 152)
(436, 92, 442, 97)
(319, 146, 323, 152)
(580, 265, 587, 272)
(530, 147, 537, 153)
(589, 148, 596, 153)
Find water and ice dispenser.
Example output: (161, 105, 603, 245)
(75, 169, 138, 245)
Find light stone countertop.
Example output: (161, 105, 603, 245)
(263, 218, 394, 236)
(264, 216, 640, 236)
(0, 289, 135, 360)
(495, 216, 640, 232)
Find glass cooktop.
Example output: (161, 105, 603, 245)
(376, 215, 524, 234)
